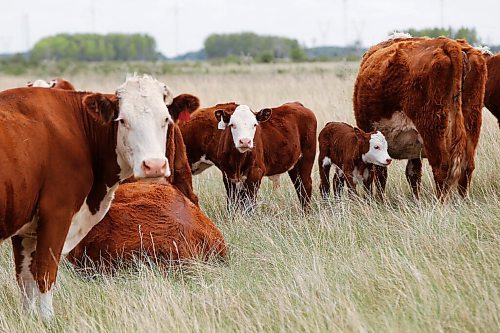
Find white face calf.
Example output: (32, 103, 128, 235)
(27, 79, 56, 88)
(362, 131, 392, 167)
(115, 74, 174, 179)
(215, 105, 272, 153)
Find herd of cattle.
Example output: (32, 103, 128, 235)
(0, 35, 499, 319)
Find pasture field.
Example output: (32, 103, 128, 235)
(0, 62, 498, 332)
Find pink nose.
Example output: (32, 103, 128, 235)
(386, 158, 392, 165)
(239, 138, 251, 148)
(141, 158, 167, 177)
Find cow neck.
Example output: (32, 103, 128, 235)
(75, 93, 122, 213)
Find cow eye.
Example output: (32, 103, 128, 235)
(374, 146, 380, 150)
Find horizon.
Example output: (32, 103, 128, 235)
(1, 0, 498, 57)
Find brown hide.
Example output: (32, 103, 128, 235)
(0, 87, 121, 295)
(179, 102, 317, 210)
(67, 182, 226, 271)
(485, 54, 500, 126)
(318, 122, 373, 198)
(353, 36, 487, 199)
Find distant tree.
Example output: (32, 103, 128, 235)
(204, 32, 306, 62)
(31, 33, 158, 61)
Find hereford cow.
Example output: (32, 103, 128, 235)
(27, 78, 76, 90)
(180, 102, 317, 211)
(319, 122, 391, 198)
(0, 74, 175, 319)
(353, 35, 487, 199)
(485, 53, 500, 126)
(67, 182, 226, 271)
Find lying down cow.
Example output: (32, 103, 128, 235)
(180, 102, 317, 211)
(67, 182, 227, 271)
(27, 78, 76, 90)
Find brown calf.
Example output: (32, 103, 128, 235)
(180, 102, 317, 211)
(67, 182, 226, 272)
(319, 122, 391, 198)
(354, 36, 487, 199)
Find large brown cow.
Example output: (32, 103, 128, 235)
(485, 53, 500, 126)
(353, 35, 487, 199)
(0, 74, 175, 319)
(67, 182, 226, 271)
(180, 102, 317, 211)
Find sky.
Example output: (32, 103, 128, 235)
(0, 0, 498, 57)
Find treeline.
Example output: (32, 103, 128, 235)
(204, 32, 306, 62)
(31, 33, 158, 61)
(405, 27, 481, 45)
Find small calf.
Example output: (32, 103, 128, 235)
(319, 122, 391, 198)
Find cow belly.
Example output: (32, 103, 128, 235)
(62, 184, 118, 254)
(191, 154, 214, 175)
(373, 111, 426, 159)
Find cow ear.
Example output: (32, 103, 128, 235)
(215, 109, 230, 130)
(163, 84, 174, 106)
(169, 94, 200, 123)
(353, 127, 362, 138)
(83, 93, 119, 125)
(255, 108, 272, 123)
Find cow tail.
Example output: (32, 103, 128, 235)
(443, 42, 467, 189)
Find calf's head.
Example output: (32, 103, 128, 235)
(215, 105, 272, 153)
(83, 74, 174, 179)
(356, 129, 392, 167)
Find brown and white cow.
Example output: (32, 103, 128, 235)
(485, 53, 500, 126)
(319, 122, 391, 198)
(27, 78, 76, 90)
(353, 35, 487, 199)
(67, 182, 226, 271)
(180, 102, 317, 211)
(0, 74, 175, 319)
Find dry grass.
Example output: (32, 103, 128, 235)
(0, 62, 498, 332)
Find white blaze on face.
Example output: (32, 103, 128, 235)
(228, 105, 259, 153)
(115, 75, 173, 179)
(362, 131, 392, 167)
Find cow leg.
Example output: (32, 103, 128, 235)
(405, 158, 423, 199)
(241, 179, 261, 214)
(319, 161, 331, 199)
(222, 173, 242, 212)
(288, 158, 314, 210)
(332, 167, 345, 199)
(12, 234, 38, 314)
(33, 196, 76, 320)
(373, 165, 388, 199)
(362, 166, 374, 197)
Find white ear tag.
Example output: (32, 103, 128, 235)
(218, 119, 227, 130)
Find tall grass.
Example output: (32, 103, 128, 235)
(0, 62, 498, 332)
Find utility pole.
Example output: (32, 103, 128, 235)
(343, 0, 348, 46)
(90, 0, 96, 32)
(174, 0, 179, 56)
(440, 0, 444, 27)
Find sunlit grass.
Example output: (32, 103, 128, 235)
(0, 62, 498, 332)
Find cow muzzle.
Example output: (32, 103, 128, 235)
(141, 158, 169, 178)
